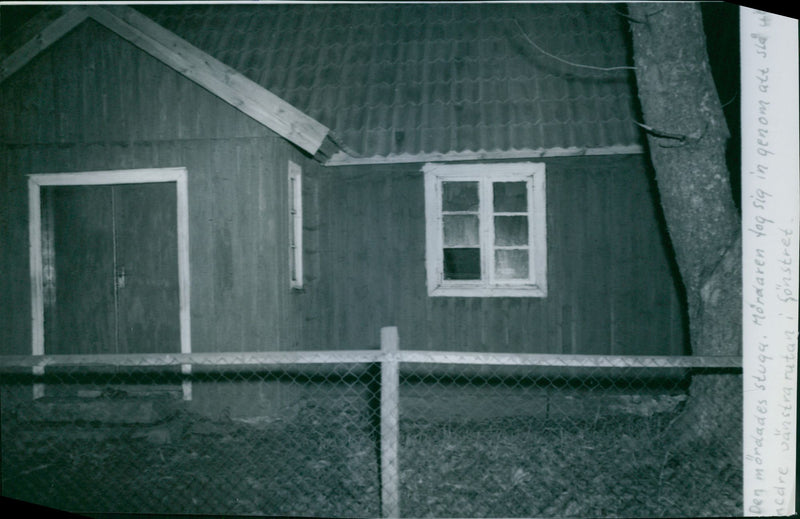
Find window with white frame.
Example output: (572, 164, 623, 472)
(423, 162, 547, 297)
(288, 161, 303, 289)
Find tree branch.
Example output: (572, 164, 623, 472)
(633, 120, 709, 148)
(633, 121, 687, 141)
(513, 20, 636, 73)
(609, 6, 646, 24)
(721, 92, 738, 108)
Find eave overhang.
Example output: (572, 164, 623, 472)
(324, 144, 646, 167)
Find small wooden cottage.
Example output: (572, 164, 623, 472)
(0, 3, 687, 360)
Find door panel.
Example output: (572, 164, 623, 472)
(41, 182, 180, 355)
(44, 185, 116, 354)
(114, 183, 180, 354)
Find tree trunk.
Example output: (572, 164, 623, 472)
(626, 3, 741, 447)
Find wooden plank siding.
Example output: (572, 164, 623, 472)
(0, 18, 319, 355)
(0, 20, 277, 145)
(306, 156, 688, 356)
(1, 141, 318, 355)
(1, 15, 687, 358)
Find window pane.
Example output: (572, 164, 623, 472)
(443, 215, 479, 246)
(494, 216, 528, 246)
(444, 248, 481, 280)
(495, 249, 529, 279)
(442, 181, 479, 212)
(493, 181, 527, 212)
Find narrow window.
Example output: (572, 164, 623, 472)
(288, 161, 303, 289)
(424, 162, 547, 297)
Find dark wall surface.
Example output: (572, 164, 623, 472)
(0, 20, 314, 355)
(302, 155, 687, 355)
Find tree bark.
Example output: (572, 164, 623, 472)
(626, 3, 741, 447)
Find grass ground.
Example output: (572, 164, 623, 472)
(2, 389, 741, 518)
(400, 415, 741, 517)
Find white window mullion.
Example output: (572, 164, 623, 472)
(480, 179, 493, 287)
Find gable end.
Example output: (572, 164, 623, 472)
(0, 5, 331, 157)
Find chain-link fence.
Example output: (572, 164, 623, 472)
(1, 328, 742, 518)
(397, 360, 742, 517)
(1, 355, 383, 517)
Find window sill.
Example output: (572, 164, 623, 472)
(428, 284, 547, 298)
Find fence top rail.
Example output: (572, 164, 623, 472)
(0, 350, 383, 369)
(399, 350, 743, 369)
(0, 350, 742, 370)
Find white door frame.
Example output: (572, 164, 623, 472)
(28, 167, 192, 360)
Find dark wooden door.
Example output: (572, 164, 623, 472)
(42, 183, 180, 355)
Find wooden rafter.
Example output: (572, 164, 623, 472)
(0, 5, 331, 156)
(0, 6, 90, 82)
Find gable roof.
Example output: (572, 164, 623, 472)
(139, 2, 644, 165)
(0, 5, 333, 158)
(2, 3, 645, 166)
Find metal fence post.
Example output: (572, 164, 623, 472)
(380, 326, 400, 518)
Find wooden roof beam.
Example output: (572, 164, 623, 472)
(0, 6, 89, 82)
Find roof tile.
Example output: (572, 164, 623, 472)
(139, 3, 643, 160)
